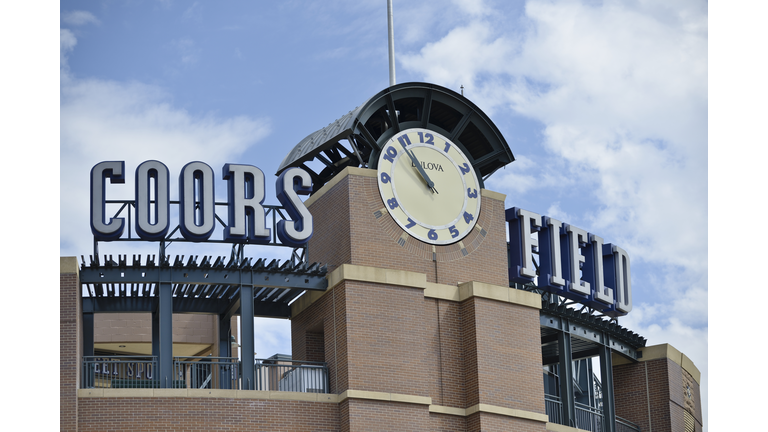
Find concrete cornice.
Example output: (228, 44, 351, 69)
(80, 388, 550, 424)
(456, 281, 541, 309)
(638, 343, 702, 384)
(78, 388, 339, 403)
(292, 264, 542, 317)
(60, 256, 79, 275)
(429, 403, 549, 423)
(338, 389, 432, 406)
(544, 422, 590, 432)
(481, 188, 506, 202)
(327, 264, 427, 291)
(425, 281, 541, 309)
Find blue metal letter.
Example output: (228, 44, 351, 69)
(537, 216, 566, 293)
(179, 162, 215, 241)
(602, 244, 632, 316)
(90, 161, 125, 240)
(275, 167, 313, 247)
(223, 164, 270, 243)
(135, 160, 170, 240)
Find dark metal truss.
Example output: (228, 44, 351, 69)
(276, 82, 515, 193)
(80, 254, 328, 319)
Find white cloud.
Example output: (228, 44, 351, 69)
(61, 10, 100, 26)
(182, 2, 203, 22)
(171, 38, 200, 65)
(402, 0, 707, 277)
(60, 32, 272, 258)
(401, 0, 707, 427)
(60, 29, 76, 72)
(451, 0, 492, 17)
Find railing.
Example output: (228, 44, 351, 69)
(544, 394, 641, 432)
(82, 356, 158, 388)
(82, 356, 329, 394)
(575, 402, 604, 431)
(173, 357, 240, 389)
(616, 417, 641, 432)
(254, 359, 329, 393)
(545, 394, 563, 424)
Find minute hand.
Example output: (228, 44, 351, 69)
(402, 145, 438, 194)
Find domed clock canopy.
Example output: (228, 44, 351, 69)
(276, 82, 515, 194)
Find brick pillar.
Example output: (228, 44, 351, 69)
(613, 343, 703, 432)
(60, 257, 81, 432)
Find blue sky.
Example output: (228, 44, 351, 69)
(54, 0, 713, 427)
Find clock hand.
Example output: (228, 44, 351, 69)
(400, 144, 438, 194)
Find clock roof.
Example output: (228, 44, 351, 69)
(277, 82, 515, 194)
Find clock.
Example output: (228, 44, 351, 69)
(376, 128, 481, 245)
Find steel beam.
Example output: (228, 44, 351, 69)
(558, 322, 576, 428)
(80, 266, 327, 292)
(83, 312, 94, 357)
(219, 315, 232, 389)
(600, 343, 617, 432)
(240, 285, 255, 390)
(156, 279, 173, 388)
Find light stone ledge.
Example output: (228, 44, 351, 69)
(635, 343, 701, 384)
(339, 389, 431, 406)
(60, 256, 79, 275)
(466, 403, 549, 423)
(294, 264, 542, 316)
(545, 422, 590, 432)
(78, 388, 340, 403)
(481, 189, 506, 202)
(429, 403, 549, 423)
(327, 264, 427, 291)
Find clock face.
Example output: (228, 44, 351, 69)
(377, 128, 481, 245)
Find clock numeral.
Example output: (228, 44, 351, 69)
(443, 142, 451, 153)
(380, 172, 391, 184)
(405, 218, 416, 228)
(417, 132, 434, 145)
(463, 212, 474, 224)
(460, 163, 471, 175)
(382, 146, 398, 163)
(467, 188, 478, 198)
(387, 198, 399, 209)
(449, 225, 460, 238)
(397, 135, 412, 148)
(428, 229, 438, 241)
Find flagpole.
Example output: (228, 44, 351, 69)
(387, 0, 396, 87)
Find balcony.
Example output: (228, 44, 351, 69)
(545, 394, 641, 432)
(82, 356, 329, 393)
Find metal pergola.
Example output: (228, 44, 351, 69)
(79, 253, 328, 390)
(525, 284, 647, 432)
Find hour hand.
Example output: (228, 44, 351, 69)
(401, 145, 438, 194)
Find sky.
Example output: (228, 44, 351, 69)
(15, 0, 747, 429)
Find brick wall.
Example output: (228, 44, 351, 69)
(425, 298, 466, 408)
(307, 169, 509, 287)
(78, 398, 339, 431)
(61, 257, 80, 432)
(344, 399, 430, 432)
(464, 296, 545, 413)
(295, 169, 548, 431)
(292, 281, 349, 394)
(613, 350, 703, 432)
